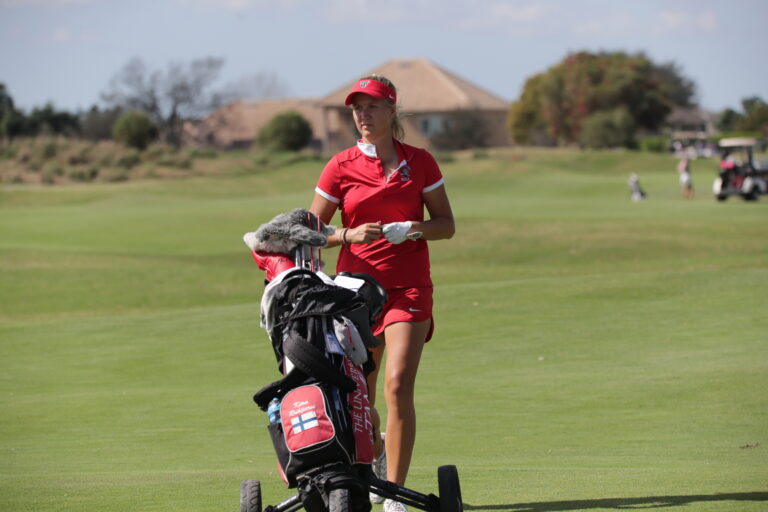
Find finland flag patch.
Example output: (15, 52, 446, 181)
(291, 411, 319, 434)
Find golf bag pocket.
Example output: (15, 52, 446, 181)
(269, 384, 353, 487)
(333, 316, 368, 365)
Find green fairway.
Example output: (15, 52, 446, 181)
(1, 148, 766, 511)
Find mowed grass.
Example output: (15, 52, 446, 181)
(1, 148, 766, 511)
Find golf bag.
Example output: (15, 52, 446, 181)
(244, 209, 386, 489)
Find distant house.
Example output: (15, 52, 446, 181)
(319, 58, 512, 152)
(187, 58, 511, 152)
(184, 98, 326, 150)
(665, 106, 718, 141)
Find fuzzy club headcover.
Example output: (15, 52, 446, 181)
(243, 208, 336, 254)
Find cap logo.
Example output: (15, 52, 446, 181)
(345, 79, 396, 106)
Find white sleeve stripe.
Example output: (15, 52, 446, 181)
(423, 177, 445, 194)
(315, 186, 340, 204)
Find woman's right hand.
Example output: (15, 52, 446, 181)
(346, 222, 382, 244)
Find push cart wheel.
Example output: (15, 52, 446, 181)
(328, 487, 350, 512)
(240, 479, 262, 512)
(437, 465, 463, 512)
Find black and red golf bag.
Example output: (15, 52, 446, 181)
(244, 209, 386, 495)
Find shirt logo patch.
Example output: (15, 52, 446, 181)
(400, 165, 411, 182)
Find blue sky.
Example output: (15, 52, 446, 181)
(1, 0, 766, 114)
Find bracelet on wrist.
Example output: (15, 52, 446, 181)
(340, 227, 349, 245)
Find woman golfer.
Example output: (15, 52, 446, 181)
(310, 75, 455, 512)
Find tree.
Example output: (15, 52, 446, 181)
(80, 105, 123, 140)
(739, 97, 768, 136)
(741, 96, 765, 115)
(649, 60, 697, 108)
(102, 57, 224, 146)
(0, 83, 23, 139)
(717, 96, 768, 136)
(26, 103, 80, 136)
(507, 74, 552, 145)
(508, 51, 694, 147)
(743, 104, 768, 136)
(717, 108, 743, 132)
(214, 71, 291, 106)
(256, 111, 312, 151)
(1, 85, 80, 138)
(113, 112, 158, 150)
(0, 108, 26, 139)
(0, 83, 13, 114)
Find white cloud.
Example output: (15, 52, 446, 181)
(175, 0, 299, 12)
(695, 10, 717, 31)
(0, 0, 94, 6)
(571, 12, 634, 37)
(51, 27, 72, 42)
(326, 0, 405, 22)
(657, 9, 718, 33)
(459, 2, 553, 29)
(657, 10, 687, 31)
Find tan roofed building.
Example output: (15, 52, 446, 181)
(184, 98, 326, 150)
(321, 58, 511, 152)
(187, 58, 512, 152)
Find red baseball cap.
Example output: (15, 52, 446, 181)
(344, 79, 397, 106)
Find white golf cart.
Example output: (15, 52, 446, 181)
(713, 137, 768, 201)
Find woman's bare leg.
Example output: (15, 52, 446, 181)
(379, 319, 430, 486)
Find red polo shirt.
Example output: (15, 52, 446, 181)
(315, 139, 444, 289)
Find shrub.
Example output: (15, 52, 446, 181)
(433, 152, 456, 164)
(638, 136, 669, 153)
(580, 107, 637, 149)
(257, 111, 312, 151)
(41, 140, 58, 159)
(0, 143, 17, 159)
(716, 131, 763, 140)
(65, 145, 92, 165)
(48, 163, 65, 177)
(113, 112, 158, 150)
(100, 168, 130, 182)
(15, 146, 31, 163)
(41, 167, 57, 184)
(189, 148, 218, 159)
(80, 106, 122, 141)
(68, 166, 99, 182)
(157, 154, 193, 169)
(116, 152, 141, 169)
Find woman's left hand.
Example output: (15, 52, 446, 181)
(348, 222, 383, 244)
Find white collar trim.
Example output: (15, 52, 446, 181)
(357, 140, 378, 158)
(356, 140, 407, 170)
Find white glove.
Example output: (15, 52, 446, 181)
(382, 221, 413, 244)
